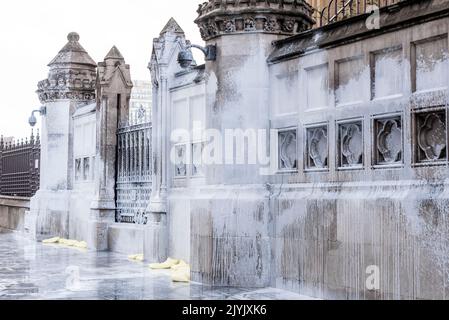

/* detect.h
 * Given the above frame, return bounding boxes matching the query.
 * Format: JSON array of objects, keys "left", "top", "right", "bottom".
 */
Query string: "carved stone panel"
[
  {"left": 306, "top": 64, "right": 329, "bottom": 110},
  {"left": 374, "top": 117, "right": 403, "bottom": 165},
  {"left": 83, "top": 157, "right": 90, "bottom": 180},
  {"left": 306, "top": 126, "right": 328, "bottom": 170},
  {"left": 278, "top": 130, "right": 297, "bottom": 171},
  {"left": 372, "top": 48, "right": 403, "bottom": 99},
  {"left": 414, "top": 36, "right": 449, "bottom": 92},
  {"left": 338, "top": 121, "right": 364, "bottom": 168},
  {"left": 175, "top": 145, "right": 187, "bottom": 177},
  {"left": 336, "top": 57, "right": 367, "bottom": 106},
  {"left": 414, "top": 110, "right": 447, "bottom": 163},
  {"left": 75, "top": 159, "right": 82, "bottom": 181},
  {"left": 192, "top": 142, "right": 205, "bottom": 177}
]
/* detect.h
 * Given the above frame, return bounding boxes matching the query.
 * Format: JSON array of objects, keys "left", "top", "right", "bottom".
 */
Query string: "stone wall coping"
[
  {"left": 0, "top": 195, "right": 31, "bottom": 208},
  {"left": 268, "top": 0, "right": 449, "bottom": 63}
]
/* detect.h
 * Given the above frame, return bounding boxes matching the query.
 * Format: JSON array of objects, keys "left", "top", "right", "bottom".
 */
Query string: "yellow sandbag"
[
  {"left": 171, "top": 260, "right": 189, "bottom": 270},
  {"left": 149, "top": 257, "right": 179, "bottom": 270},
  {"left": 42, "top": 237, "right": 88, "bottom": 250},
  {"left": 128, "top": 254, "right": 144, "bottom": 262},
  {"left": 59, "top": 239, "right": 78, "bottom": 246},
  {"left": 43, "top": 237, "right": 61, "bottom": 244},
  {"left": 135, "top": 255, "right": 144, "bottom": 262},
  {"left": 171, "top": 267, "right": 191, "bottom": 283},
  {"left": 73, "top": 241, "right": 88, "bottom": 249}
]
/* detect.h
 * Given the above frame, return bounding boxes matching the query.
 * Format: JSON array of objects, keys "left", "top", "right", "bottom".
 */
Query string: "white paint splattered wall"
[{"left": 267, "top": 16, "right": 449, "bottom": 299}]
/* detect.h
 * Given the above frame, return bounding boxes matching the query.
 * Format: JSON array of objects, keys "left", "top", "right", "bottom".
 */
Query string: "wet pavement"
[{"left": 0, "top": 229, "right": 313, "bottom": 300}]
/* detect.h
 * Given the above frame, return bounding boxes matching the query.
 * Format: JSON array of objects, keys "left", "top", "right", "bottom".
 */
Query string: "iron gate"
[{"left": 116, "top": 120, "right": 152, "bottom": 224}]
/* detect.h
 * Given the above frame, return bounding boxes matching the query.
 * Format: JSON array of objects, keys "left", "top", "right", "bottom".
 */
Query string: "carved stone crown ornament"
[
  {"left": 195, "top": 0, "right": 315, "bottom": 41},
  {"left": 37, "top": 32, "right": 97, "bottom": 104}
]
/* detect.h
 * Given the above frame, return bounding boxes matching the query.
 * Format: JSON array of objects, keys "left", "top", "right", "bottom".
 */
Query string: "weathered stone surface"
[
  {"left": 0, "top": 229, "right": 314, "bottom": 300},
  {"left": 0, "top": 196, "right": 29, "bottom": 232},
  {"left": 147, "top": 0, "right": 449, "bottom": 300},
  {"left": 23, "top": 0, "right": 449, "bottom": 300},
  {"left": 37, "top": 32, "right": 96, "bottom": 103},
  {"left": 30, "top": 33, "right": 134, "bottom": 251}
]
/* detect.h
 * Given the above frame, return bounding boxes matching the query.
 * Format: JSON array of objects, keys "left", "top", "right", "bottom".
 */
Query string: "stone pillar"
[
  {"left": 29, "top": 32, "right": 97, "bottom": 240},
  {"left": 89, "top": 46, "right": 133, "bottom": 250},
  {"left": 191, "top": 0, "right": 315, "bottom": 286},
  {"left": 145, "top": 18, "right": 188, "bottom": 262},
  {"left": 145, "top": 63, "right": 169, "bottom": 263}
]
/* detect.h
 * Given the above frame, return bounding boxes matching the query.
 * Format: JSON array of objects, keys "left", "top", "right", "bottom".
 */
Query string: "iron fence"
[{"left": 0, "top": 131, "right": 40, "bottom": 197}]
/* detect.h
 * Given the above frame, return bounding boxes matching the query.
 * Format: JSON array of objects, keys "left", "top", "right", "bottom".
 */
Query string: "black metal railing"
[
  {"left": 318, "top": 0, "right": 404, "bottom": 27},
  {"left": 0, "top": 131, "right": 40, "bottom": 197}
]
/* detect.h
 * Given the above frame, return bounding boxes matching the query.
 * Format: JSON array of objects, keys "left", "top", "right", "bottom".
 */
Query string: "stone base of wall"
[
  {"left": 28, "top": 190, "right": 71, "bottom": 240},
  {"left": 168, "top": 181, "right": 449, "bottom": 299},
  {"left": 108, "top": 223, "right": 144, "bottom": 255},
  {"left": 189, "top": 186, "right": 272, "bottom": 288},
  {"left": 0, "top": 196, "right": 30, "bottom": 232},
  {"left": 273, "top": 181, "right": 449, "bottom": 300}
]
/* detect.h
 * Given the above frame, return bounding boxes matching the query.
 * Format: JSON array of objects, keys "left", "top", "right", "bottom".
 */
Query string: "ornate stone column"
[
  {"left": 29, "top": 32, "right": 97, "bottom": 240},
  {"left": 89, "top": 46, "right": 133, "bottom": 250}
]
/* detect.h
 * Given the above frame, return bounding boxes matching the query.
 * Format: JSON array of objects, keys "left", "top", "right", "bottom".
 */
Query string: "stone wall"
[
  {"left": 154, "top": 0, "right": 449, "bottom": 299},
  {"left": 266, "top": 1, "right": 449, "bottom": 299},
  {"left": 0, "top": 196, "right": 30, "bottom": 232}
]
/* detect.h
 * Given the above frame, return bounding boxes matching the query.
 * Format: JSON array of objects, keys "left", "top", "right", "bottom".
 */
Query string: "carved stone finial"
[
  {"left": 37, "top": 32, "right": 96, "bottom": 103},
  {"left": 67, "top": 32, "right": 80, "bottom": 42}
]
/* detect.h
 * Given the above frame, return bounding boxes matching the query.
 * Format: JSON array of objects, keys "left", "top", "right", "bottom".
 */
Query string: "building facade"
[
  {"left": 28, "top": 0, "right": 449, "bottom": 300},
  {"left": 149, "top": 0, "right": 449, "bottom": 299},
  {"left": 129, "top": 80, "right": 152, "bottom": 123},
  {"left": 28, "top": 33, "right": 133, "bottom": 250}
]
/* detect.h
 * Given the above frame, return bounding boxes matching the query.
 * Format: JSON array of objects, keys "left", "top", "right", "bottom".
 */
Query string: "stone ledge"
[
  {"left": 268, "top": 0, "right": 449, "bottom": 63},
  {"left": 0, "top": 195, "right": 30, "bottom": 209}
]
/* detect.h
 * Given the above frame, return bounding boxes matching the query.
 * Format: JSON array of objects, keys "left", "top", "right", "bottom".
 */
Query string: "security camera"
[
  {"left": 28, "top": 106, "right": 46, "bottom": 127},
  {"left": 178, "top": 50, "right": 194, "bottom": 69},
  {"left": 177, "top": 44, "right": 216, "bottom": 69},
  {"left": 28, "top": 114, "right": 37, "bottom": 127}
]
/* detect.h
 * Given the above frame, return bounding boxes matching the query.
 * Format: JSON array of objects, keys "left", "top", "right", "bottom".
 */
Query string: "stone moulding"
[
  {"left": 37, "top": 88, "right": 96, "bottom": 104},
  {"left": 37, "top": 72, "right": 97, "bottom": 103},
  {"left": 195, "top": 0, "right": 315, "bottom": 41}
]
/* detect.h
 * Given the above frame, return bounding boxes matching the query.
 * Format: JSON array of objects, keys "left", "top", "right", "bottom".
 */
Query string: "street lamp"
[
  {"left": 28, "top": 107, "right": 46, "bottom": 127},
  {"left": 178, "top": 44, "right": 216, "bottom": 69}
]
